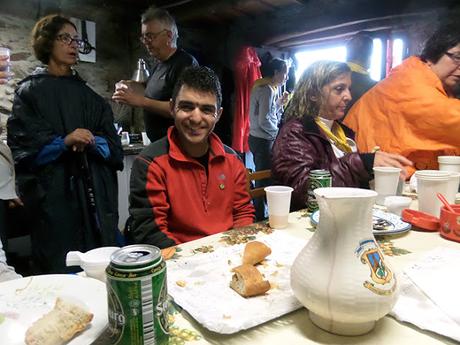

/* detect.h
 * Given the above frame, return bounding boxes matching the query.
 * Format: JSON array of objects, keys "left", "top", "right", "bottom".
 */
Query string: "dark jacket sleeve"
[
  {"left": 93, "top": 101, "right": 124, "bottom": 171},
  {"left": 7, "top": 85, "right": 56, "bottom": 168},
  {"left": 272, "top": 120, "right": 372, "bottom": 210},
  {"left": 128, "top": 155, "right": 176, "bottom": 248}
]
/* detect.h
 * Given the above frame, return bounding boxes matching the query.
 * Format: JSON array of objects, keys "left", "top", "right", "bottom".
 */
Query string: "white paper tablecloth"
[
  {"left": 167, "top": 231, "right": 307, "bottom": 334},
  {"left": 390, "top": 247, "right": 460, "bottom": 342}
]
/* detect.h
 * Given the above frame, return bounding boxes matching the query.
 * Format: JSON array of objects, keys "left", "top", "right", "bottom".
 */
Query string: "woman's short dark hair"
[
  {"left": 420, "top": 23, "right": 460, "bottom": 63},
  {"left": 265, "top": 58, "right": 287, "bottom": 77},
  {"left": 172, "top": 66, "right": 222, "bottom": 109},
  {"left": 31, "top": 14, "right": 77, "bottom": 64}
]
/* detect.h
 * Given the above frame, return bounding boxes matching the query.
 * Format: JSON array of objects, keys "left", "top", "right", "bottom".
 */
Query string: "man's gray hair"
[{"left": 141, "top": 6, "right": 178, "bottom": 45}]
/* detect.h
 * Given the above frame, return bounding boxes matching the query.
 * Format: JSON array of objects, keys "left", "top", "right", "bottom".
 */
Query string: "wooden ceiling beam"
[
  {"left": 230, "top": 0, "right": 447, "bottom": 47},
  {"left": 264, "top": 11, "right": 432, "bottom": 46}
]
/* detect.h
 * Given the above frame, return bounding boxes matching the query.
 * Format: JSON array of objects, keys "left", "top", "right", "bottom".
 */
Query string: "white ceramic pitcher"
[{"left": 291, "top": 187, "right": 398, "bottom": 335}]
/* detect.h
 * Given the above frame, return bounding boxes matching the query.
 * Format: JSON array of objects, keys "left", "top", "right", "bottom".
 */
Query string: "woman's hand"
[
  {"left": 8, "top": 198, "right": 23, "bottom": 208},
  {"left": 373, "top": 151, "right": 413, "bottom": 180},
  {"left": 277, "top": 91, "right": 290, "bottom": 106},
  {"left": 64, "top": 128, "right": 95, "bottom": 152}
]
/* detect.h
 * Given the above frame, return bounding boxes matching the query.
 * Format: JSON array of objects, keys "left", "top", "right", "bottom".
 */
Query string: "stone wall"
[{"left": 0, "top": 0, "right": 143, "bottom": 135}]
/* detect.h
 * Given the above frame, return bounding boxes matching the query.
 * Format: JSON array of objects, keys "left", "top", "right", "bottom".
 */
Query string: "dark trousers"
[{"left": 248, "top": 135, "right": 274, "bottom": 221}]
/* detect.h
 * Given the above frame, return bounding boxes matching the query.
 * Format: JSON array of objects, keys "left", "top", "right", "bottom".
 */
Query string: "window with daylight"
[{"left": 294, "top": 38, "right": 398, "bottom": 83}]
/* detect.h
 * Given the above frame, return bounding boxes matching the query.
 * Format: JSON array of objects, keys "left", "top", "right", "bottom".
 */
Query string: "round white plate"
[
  {"left": 310, "top": 209, "right": 411, "bottom": 235},
  {"left": 0, "top": 274, "right": 107, "bottom": 345}
]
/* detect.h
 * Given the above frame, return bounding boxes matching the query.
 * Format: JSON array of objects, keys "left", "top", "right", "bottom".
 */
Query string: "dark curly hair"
[
  {"left": 420, "top": 22, "right": 460, "bottom": 63},
  {"left": 31, "top": 14, "right": 77, "bottom": 64},
  {"left": 171, "top": 66, "right": 222, "bottom": 109}
]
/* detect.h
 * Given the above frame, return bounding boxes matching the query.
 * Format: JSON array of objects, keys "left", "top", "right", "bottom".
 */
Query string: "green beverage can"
[
  {"left": 307, "top": 169, "right": 332, "bottom": 212},
  {"left": 106, "top": 244, "right": 169, "bottom": 345}
]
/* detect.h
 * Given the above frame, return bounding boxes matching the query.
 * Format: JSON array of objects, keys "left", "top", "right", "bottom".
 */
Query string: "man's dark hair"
[
  {"left": 31, "top": 14, "right": 77, "bottom": 64},
  {"left": 172, "top": 66, "right": 222, "bottom": 108},
  {"left": 265, "top": 58, "right": 287, "bottom": 77},
  {"left": 421, "top": 23, "right": 460, "bottom": 63},
  {"left": 346, "top": 32, "right": 374, "bottom": 67}
]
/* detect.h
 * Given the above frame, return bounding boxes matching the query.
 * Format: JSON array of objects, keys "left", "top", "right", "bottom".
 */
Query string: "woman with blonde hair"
[{"left": 272, "top": 60, "right": 411, "bottom": 210}]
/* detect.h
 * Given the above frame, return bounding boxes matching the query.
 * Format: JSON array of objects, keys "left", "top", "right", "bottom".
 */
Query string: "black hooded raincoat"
[{"left": 7, "top": 68, "right": 123, "bottom": 273}]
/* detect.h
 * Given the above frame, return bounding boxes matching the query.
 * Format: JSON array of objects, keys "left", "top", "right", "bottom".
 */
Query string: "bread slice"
[
  {"left": 230, "top": 264, "right": 270, "bottom": 297},
  {"left": 25, "top": 297, "right": 93, "bottom": 345},
  {"left": 242, "top": 241, "right": 271, "bottom": 265}
]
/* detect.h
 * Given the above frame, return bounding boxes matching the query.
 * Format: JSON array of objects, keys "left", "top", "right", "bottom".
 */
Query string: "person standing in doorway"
[
  {"left": 113, "top": 6, "right": 198, "bottom": 142},
  {"left": 248, "top": 58, "right": 289, "bottom": 220},
  {"left": 344, "top": 32, "right": 377, "bottom": 114}
]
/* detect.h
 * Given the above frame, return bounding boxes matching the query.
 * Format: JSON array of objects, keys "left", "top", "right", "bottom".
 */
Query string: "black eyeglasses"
[
  {"left": 175, "top": 101, "right": 218, "bottom": 118},
  {"left": 139, "top": 29, "right": 167, "bottom": 43},
  {"left": 56, "top": 33, "right": 84, "bottom": 48},
  {"left": 445, "top": 51, "right": 460, "bottom": 65}
]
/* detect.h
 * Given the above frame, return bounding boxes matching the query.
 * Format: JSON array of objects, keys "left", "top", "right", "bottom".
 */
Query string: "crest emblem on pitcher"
[{"left": 355, "top": 239, "right": 396, "bottom": 296}]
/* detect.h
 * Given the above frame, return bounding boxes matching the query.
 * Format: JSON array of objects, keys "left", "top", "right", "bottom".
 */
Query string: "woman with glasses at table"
[
  {"left": 344, "top": 22, "right": 460, "bottom": 176},
  {"left": 7, "top": 14, "right": 123, "bottom": 274}
]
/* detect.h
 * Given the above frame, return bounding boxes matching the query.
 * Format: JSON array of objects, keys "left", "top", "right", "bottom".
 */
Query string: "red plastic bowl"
[{"left": 439, "top": 205, "right": 460, "bottom": 243}]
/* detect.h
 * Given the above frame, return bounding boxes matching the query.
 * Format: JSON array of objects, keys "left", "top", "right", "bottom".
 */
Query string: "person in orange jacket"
[{"left": 344, "top": 23, "right": 460, "bottom": 177}]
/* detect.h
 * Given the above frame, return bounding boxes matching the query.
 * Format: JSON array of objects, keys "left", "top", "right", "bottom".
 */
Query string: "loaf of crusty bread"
[
  {"left": 242, "top": 241, "right": 271, "bottom": 265},
  {"left": 25, "top": 297, "right": 93, "bottom": 345},
  {"left": 230, "top": 264, "right": 270, "bottom": 297}
]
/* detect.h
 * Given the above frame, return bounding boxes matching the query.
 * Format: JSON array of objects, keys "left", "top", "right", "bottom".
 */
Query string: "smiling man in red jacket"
[{"left": 128, "top": 66, "right": 255, "bottom": 248}]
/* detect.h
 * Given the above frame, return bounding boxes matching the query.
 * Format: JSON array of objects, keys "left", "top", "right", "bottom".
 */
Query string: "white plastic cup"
[
  {"left": 373, "top": 167, "right": 401, "bottom": 205},
  {"left": 445, "top": 172, "right": 460, "bottom": 205},
  {"left": 415, "top": 170, "right": 451, "bottom": 217},
  {"left": 264, "top": 186, "right": 293, "bottom": 229},
  {"left": 115, "top": 81, "right": 128, "bottom": 91},
  {"left": 120, "top": 131, "right": 130, "bottom": 146},
  {"left": 384, "top": 196, "right": 412, "bottom": 216},
  {"left": 438, "top": 156, "right": 460, "bottom": 173},
  {"left": 0, "top": 47, "right": 11, "bottom": 78},
  {"left": 142, "top": 131, "right": 151, "bottom": 146}
]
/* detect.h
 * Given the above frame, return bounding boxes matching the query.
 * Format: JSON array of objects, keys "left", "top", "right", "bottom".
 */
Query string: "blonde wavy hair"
[{"left": 284, "top": 60, "right": 350, "bottom": 121}]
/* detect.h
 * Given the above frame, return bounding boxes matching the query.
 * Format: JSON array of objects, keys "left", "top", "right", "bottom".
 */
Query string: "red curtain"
[{"left": 231, "top": 46, "right": 262, "bottom": 153}]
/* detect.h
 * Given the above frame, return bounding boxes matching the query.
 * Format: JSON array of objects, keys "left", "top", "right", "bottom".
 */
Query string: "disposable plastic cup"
[
  {"left": 415, "top": 170, "right": 450, "bottom": 217},
  {"left": 120, "top": 131, "right": 130, "bottom": 146},
  {"left": 373, "top": 167, "right": 401, "bottom": 205},
  {"left": 438, "top": 156, "right": 460, "bottom": 173},
  {"left": 445, "top": 172, "right": 460, "bottom": 205},
  {"left": 142, "top": 131, "right": 151, "bottom": 146},
  {"left": 384, "top": 196, "right": 412, "bottom": 216},
  {"left": 0, "top": 47, "right": 11, "bottom": 80},
  {"left": 264, "top": 186, "right": 293, "bottom": 229}
]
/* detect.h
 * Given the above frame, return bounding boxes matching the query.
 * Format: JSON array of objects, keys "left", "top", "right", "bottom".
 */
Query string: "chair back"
[{"left": 246, "top": 169, "right": 272, "bottom": 199}]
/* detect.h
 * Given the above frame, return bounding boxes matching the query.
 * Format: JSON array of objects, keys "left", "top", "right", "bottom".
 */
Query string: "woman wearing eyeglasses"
[
  {"left": 7, "top": 14, "right": 123, "bottom": 274},
  {"left": 344, "top": 22, "right": 460, "bottom": 175}
]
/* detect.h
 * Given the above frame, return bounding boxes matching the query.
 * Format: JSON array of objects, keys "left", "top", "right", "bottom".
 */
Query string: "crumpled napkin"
[{"left": 390, "top": 247, "right": 460, "bottom": 342}]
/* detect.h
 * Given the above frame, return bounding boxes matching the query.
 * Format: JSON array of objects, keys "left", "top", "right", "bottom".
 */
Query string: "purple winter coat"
[{"left": 272, "top": 117, "right": 374, "bottom": 211}]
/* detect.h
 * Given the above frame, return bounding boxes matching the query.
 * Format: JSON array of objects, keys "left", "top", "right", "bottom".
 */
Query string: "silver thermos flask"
[{"left": 131, "top": 58, "right": 150, "bottom": 83}]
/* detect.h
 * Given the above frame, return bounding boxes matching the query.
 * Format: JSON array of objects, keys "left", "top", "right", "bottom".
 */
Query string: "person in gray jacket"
[{"left": 248, "top": 58, "right": 289, "bottom": 220}]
